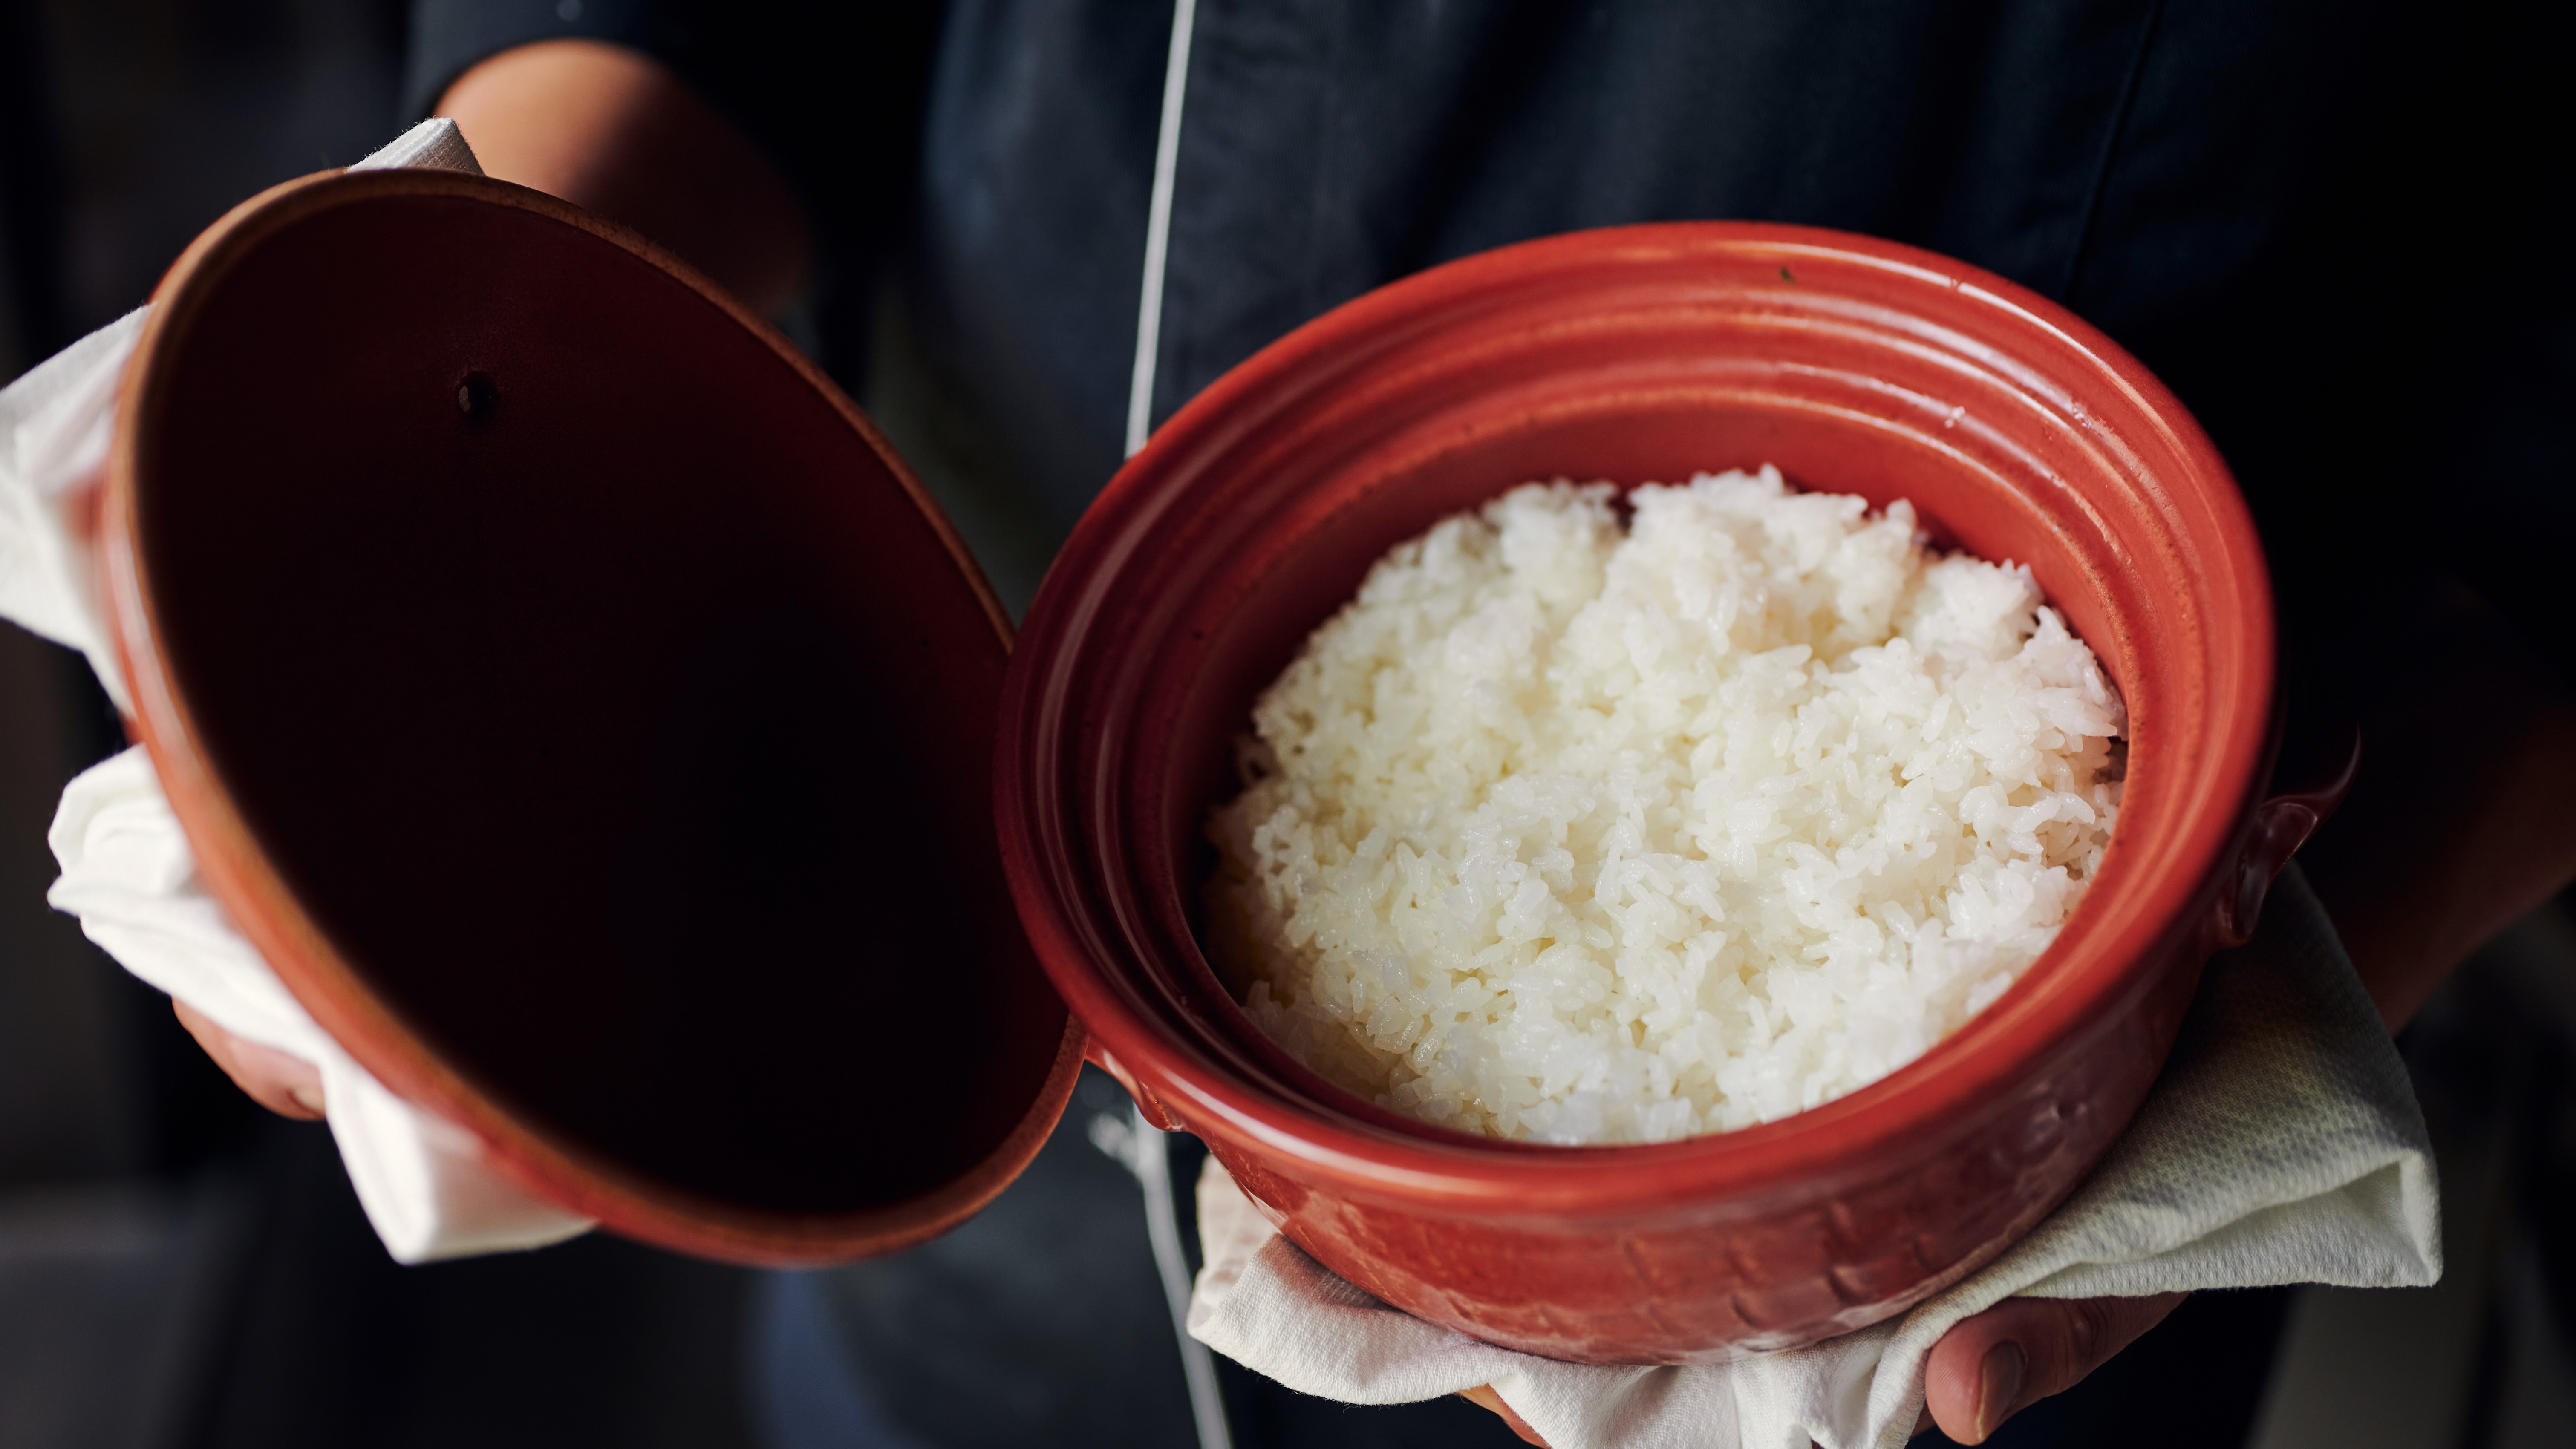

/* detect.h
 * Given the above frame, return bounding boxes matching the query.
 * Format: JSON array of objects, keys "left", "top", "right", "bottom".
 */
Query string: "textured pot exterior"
[
  {"left": 1000, "top": 223, "right": 2275, "bottom": 1362},
  {"left": 1193, "top": 899, "right": 2209, "bottom": 1361}
]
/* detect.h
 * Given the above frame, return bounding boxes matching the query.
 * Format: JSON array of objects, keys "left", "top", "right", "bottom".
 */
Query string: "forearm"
[{"left": 435, "top": 38, "right": 813, "bottom": 314}]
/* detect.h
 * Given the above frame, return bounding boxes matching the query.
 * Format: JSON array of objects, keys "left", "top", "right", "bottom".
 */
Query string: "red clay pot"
[
  {"left": 100, "top": 168, "right": 2315, "bottom": 1361},
  {"left": 995, "top": 222, "right": 2296, "bottom": 1361}
]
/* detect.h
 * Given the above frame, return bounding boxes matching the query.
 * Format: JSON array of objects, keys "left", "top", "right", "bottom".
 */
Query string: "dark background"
[{"left": 1, "top": 4, "right": 2572, "bottom": 1448}]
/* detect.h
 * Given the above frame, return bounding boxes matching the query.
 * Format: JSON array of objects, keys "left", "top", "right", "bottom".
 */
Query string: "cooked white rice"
[{"left": 1205, "top": 467, "right": 2124, "bottom": 1145}]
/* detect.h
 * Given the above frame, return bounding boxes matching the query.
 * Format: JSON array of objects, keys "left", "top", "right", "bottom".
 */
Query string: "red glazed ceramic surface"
[
  {"left": 996, "top": 222, "right": 2280, "bottom": 1362},
  {"left": 99, "top": 168, "right": 1082, "bottom": 1265}
]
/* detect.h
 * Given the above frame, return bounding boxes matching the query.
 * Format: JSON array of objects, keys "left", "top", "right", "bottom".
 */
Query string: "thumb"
[{"left": 1922, "top": 1292, "right": 2186, "bottom": 1443}]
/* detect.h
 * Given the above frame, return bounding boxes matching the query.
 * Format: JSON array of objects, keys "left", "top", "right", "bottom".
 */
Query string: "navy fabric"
[
  {"left": 909, "top": 0, "right": 1169, "bottom": 522},
  {"left": 747, "top": 1271, "right": 932, "bottom": 1449},
  {"left": 1150, "top": 0, "right": 2155, "bottom": 419},
  {"left": 759, "top": 1070, "right": 1202, "bottom": 1449},
  {"left": 406, "top": 0, "right": 659, "bottom": 118},
  {"left": 410, "top": 0, "right": 2573, "bottom": 687}
]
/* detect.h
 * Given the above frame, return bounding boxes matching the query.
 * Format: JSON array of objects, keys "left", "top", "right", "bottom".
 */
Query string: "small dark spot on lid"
[
  {"left": 1778, "top": 265, "right": 1797, "bottom": 283},
  {"left": 456, "top": 370, "right": 499, "bottom": 422}
]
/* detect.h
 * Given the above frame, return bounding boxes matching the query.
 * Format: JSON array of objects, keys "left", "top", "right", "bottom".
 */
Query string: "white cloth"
[
  {"left": 1188, "top": 865, "right": 2441, "bottom": 1449},
  {"left": 0, "top": 118, "right": 594, "bottom": 1262}
]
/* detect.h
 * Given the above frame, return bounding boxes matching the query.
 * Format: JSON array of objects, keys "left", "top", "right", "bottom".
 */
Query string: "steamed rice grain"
[{"left": 1204, "top": 467, "right": 2125, "bottom": 1145}]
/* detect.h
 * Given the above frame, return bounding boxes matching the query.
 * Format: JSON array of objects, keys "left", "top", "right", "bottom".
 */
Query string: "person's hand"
[
  {"left": 1915, "top": 1293, "right": 2184, "bottom": 1441},
  {"left": 1460, "top": 1290, "right": 2184, "bottom": 1446},
  {"left": 172, "top": 1000, "right": 324, "bottom": 1120}
]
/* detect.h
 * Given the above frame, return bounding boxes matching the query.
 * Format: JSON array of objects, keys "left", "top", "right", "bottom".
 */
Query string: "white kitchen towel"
[
  {"left": 0, "top": 117, "right": 595, "bottom": 1262},
  {"left": 1188, "top": 864, "right": 2441, "bottom": 1449}
]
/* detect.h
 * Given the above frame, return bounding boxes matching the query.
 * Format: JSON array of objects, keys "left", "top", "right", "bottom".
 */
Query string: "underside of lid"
[{"left": 107, "top": 168, "right": 1077, "bottom": 1262}]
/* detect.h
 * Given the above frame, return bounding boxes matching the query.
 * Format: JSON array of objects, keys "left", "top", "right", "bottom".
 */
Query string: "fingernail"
[
  {"left": 290, "top": 1085, "right": 325, "bottom": 1115},
  {"left": 1973, "top": 1340, "right": 2026, "bottom": 1443}
]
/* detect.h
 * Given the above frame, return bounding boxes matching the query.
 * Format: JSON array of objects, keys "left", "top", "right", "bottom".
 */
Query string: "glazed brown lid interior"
[{"left": 116, "top": 170, "right": 1072, "bottom": 1256}]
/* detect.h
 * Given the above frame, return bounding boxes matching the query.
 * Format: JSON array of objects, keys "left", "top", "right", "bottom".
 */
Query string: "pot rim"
[{"left": 998, "top": 219, "right": 2274, "bottom": 1217}]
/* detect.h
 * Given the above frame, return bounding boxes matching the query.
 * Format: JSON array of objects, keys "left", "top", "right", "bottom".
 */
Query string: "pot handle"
[
  {"left": 2210, "top": 731, "right": 2363, "bottom": 949},
  {"left": 1082, "top": 1034, "right": 1186, "bottom": 1132}
]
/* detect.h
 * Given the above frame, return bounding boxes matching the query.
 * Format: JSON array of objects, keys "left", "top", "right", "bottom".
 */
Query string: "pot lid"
[{"left": 102, "top": 167, "right": 1081, "bottom": 1263}]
